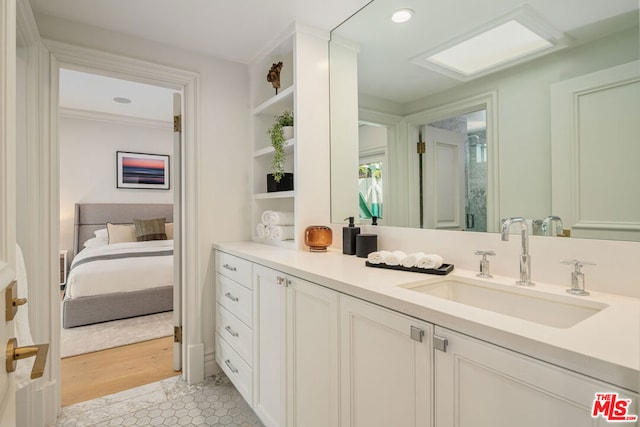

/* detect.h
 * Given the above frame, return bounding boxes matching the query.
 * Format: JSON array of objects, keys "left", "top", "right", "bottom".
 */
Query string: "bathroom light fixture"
[
  {"left": 391, "top": 8, "right": 414, "bottom": 23},
  {"left": 410, "top": 6, "right": 567, "bottom": 81},
  {"left": 113, "top": 97, "right": 132, "bottom": 104}
]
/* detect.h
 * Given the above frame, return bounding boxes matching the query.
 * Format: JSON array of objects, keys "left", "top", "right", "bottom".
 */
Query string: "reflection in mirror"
[{"left": 329, "top": 0, "right": 640, "bottom": 241}]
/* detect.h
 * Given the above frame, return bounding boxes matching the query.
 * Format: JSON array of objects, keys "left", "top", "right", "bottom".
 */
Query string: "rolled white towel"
[
  {"left": 401, "top": 252, "right": 426, "bottom": 268},
  {"left": 383, "top": 250, "right": 407, "bottom": 266},
  {"left": 256, "top": 223, "right": 267, "bottom": 239},
  {"left": 367, "top": 250, "right": 391, "bottom": 264},
  {"left": 416, "top": 254, "right": 444, "bottom": 270},
  {"left": 261, "top": 210, "right": 294, "bottom": 226},
  {"left": 268, "top": 225, "right": 295, "bottom": 241}
]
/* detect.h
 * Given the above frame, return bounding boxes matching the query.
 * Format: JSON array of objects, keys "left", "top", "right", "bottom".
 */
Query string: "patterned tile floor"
[{"left": 56, "top": 373, "right": 264, "bottom": 426}]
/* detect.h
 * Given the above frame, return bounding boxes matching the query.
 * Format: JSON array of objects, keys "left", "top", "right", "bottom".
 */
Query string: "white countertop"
[{"left": 213, "top": 241, "right": 640, "bottom": 392}]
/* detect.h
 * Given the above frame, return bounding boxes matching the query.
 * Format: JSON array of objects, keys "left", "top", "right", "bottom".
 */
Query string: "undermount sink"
[{"left": 400, "top": 277, "right": 608, "bottom": 328}]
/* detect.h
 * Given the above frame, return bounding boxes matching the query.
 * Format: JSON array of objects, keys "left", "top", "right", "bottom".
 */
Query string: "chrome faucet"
[
  {"left": 500, "top": 217, "right": 535, "bottom": 286},
  {"left": 542, "top": 216, "right": 563, "bottom": 236}
]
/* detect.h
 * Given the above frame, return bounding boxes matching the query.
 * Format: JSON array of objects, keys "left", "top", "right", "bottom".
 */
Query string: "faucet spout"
[
  {"left": 500, "top": 217, "right": 534, "bottom": 286},
  {"left": 542, "top": 216, "right": 563, "bottom": 236}
]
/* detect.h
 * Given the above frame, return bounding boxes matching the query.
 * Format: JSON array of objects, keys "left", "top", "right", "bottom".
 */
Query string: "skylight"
[
  {"left": 410, "top": 6, "right": 567, "bottom": 81},
  {"left": 427, "top": 20, "right": 552, "bottom": 76}
]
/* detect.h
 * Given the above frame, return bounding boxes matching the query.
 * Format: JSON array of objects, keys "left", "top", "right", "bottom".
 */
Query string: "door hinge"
[
  {"left": 410, "top": 326, "right": 424, "bottom": 342},
  {"left": 173, "top": 115, "right": 182, "bottom": 132},
  {"left": 434, "top": 335, "right": 448, "bottom": 352},
  {"left": 174, "top": 326, "right": 183, "bottom": 343},
  {"left": 417, "top": 141, "right": 426, "bottom": 154}
]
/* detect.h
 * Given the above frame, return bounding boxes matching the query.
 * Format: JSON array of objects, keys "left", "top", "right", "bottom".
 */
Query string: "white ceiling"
[
  {"left": 28, "top": 0, "right": 371, "bottom": 64},
  {"left": 59, "top": 69, "right": 177, "bottom": 121}
]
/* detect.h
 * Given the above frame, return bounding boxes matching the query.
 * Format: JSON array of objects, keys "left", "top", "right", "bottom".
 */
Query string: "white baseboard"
[{"left": 186, "top": 343, "right": 204, "bottom": 385}]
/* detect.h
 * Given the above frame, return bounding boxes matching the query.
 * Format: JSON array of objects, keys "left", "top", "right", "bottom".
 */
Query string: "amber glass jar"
[{"left": 304, "top": 225, "right": 332, "bottom": 252}]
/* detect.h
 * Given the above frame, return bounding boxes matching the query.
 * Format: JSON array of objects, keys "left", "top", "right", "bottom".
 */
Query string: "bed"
[{"left": 62, "top": 203, "right": 174, "bottom": 328}]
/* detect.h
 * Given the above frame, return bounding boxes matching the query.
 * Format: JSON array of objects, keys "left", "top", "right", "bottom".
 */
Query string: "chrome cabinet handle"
[
  {"left": 224, "top": 359, "right": 238, "bottom": 374},
  {"left": 224, "top": 325, "right": 239, "bottom": 337},
  {"left": 224, "top": 292, "right": 239, "bottom": 302},
  {"left": 223, "top": 263, "right": 237, "bottom": 272}
]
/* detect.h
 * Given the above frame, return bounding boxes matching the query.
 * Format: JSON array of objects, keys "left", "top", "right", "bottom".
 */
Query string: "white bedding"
[{"left": 65, "top": 240, "right": 173, "bottom": 299}]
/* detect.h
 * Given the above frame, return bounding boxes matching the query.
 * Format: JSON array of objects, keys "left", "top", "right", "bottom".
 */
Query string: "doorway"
[
  {"left": 56, "top": 68, "right": 181, "bottom": 405},
  {"left": 422, "top": 109, "right": 488, "bottom": 232}
]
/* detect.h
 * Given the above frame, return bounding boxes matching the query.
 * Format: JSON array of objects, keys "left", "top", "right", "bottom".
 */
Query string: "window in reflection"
[{"left": 358, "top": 158, "right": 383, "bottom": 220}]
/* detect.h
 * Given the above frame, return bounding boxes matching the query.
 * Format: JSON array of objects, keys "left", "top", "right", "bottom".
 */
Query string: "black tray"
[{"left": 365, "top": 261, "right": 454, "bottom": 275}]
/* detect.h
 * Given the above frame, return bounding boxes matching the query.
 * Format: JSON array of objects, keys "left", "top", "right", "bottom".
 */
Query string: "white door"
[
  {"left": 551, "top": 60, "right": 640, "bottom": 241},
  {"left": 0, "top": 0, "right": 17, "bottom": 424},
  {"left": 172, "top": 92, "right": 183, "bottom": 371},
  {"left": 340, "top": 295, "right": 432, "bottom": 427},
  {"left": 434, "top": 326, "right": 638, "bottom": 427},
  {"left": 423, "top": 125, "right": 465, "bottom": 230}
]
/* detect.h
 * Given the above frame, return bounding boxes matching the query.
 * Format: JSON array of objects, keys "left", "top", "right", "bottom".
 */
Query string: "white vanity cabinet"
[
  {"left": 340, "top": 295, "right": 433, "bottom": 427},
  {"left": 253, "top": 264, "right": 339, "bottom": 427},
  {"left": 433, "top": 326, "right": 639, "bottom": 427},
  {"left": 214, "top": 252, "right": 254, "bottom": 404}
]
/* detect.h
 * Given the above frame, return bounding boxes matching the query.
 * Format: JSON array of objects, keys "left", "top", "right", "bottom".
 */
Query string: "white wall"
[
  {"left": 35, "top": 13, "right": 251, "bottom": 377},
  {"left": 58, "top": 113, "right": 174, "bottom": 254}
]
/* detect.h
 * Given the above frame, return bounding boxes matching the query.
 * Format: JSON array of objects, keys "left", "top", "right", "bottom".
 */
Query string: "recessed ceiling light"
[
  {"left": 113, "top": 97, "right": 132, "bottom": 104},
  {"left": 391, "top": 8, "right": 414, "bottom": 24}
]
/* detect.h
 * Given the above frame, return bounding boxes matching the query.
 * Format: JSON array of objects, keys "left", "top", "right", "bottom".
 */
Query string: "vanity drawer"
[
  {"left": 216, "top": 332, "right": 253, "bottom": 405},
  {"left": 216, "top": 273, "right": 252, "bottom": 327},
  {"left": 216, "top": 251, "right": 253, "bottom": 289},
  {"left": 216, "top": 302, "right": 253, "bottom": 365}
]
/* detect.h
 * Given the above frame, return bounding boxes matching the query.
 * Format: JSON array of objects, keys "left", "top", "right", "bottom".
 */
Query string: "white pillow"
[
  {"left": 93, "top": 228, "right": 109, "bottom": 243},
  {"left": 107, "top": 223, "right": 136, "bottom": 244},
  {"left": 83, "top": 237, "right": 108, "bottom": 249},
  {"left": 165, "top": 222, "right": 174, "bottom": 240}
]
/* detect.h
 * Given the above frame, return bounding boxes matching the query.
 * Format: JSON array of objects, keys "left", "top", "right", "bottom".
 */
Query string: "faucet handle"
[
  {"left": 560, "top": 259, "right": 596, "bottom": 272},
  {"left": 474, "top": 250, "right": 495, "bottom": 257},
  {"left": 561, "top": 260, "right": 595, "bottom": 296},
  {"left": 475, "top": 250, "right": 495, "bottom": 278}
]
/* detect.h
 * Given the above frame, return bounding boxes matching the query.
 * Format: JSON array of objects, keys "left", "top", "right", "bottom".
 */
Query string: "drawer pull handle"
[
  {"left": 224, "top": 292, "right": 239, "bottom": 302},
  {"left": 224, "top": 359, "right": 239, "bottom": 374},
  {"left": 223, "top": 263, "right": 237, "bottom": 272},
  {"left": 225, "top": 325, "right": 239, "bottom": 337}
]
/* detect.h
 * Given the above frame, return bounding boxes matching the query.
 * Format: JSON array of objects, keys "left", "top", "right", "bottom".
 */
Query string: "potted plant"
[{"left": 266, "top": 110, "right": 294, "bottom": 191}]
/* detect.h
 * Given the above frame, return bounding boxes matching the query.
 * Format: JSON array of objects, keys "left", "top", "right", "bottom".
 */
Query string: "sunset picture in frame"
[{"left": 116, "top": 151, "right": 170, "bottom": 190}]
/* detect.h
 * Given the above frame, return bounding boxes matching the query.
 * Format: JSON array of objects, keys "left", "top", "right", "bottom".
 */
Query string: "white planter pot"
[{"left": 282, "top": 126, "right": 294, "bottom": 140}]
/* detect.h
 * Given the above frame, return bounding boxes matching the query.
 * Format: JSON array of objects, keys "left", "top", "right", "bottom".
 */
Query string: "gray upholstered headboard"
[{"left": 73, "top": 203, "right": 174, "bottom": 258}]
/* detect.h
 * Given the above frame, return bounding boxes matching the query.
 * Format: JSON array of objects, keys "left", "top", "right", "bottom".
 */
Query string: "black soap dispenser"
[{"left": 342, "top": 216, "right": 361, "bottom": 255}]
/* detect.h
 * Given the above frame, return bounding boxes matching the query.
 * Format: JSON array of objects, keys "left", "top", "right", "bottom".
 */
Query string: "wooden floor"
[{"left": 61, "top": 336, "right": 179, "bottom": 407}]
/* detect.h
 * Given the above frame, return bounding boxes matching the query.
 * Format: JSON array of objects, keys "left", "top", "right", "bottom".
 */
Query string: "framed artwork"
[{"left": 116, "top": 151, "right": 170, "bottom": 190}]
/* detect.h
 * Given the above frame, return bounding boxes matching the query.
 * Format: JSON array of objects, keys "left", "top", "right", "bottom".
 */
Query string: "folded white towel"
[
  {"left": 261, "top": 210, "right": 294, "bottom": 226},
  {"left": 416, "top": 254, "right": 444, "bottom": 270},
  {"left": 256, "top": 223, "right": 267, "bottom": 239},
  {"left": 401, "top": 252, "right": 426, "bottom": 268},
  {"left": 383, "top": 250, "right": 407, "bottom": 266},
  {"left": 268, "top": 225, "right": 295, "bottom": 241},
  {"left": 367, "top": 250, "right": 391, "bottom": 264}
]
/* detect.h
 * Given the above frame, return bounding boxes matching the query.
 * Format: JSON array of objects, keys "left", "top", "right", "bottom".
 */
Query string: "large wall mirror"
[{"left": 329, "top": 0, "right": 639, "bottom": 241}]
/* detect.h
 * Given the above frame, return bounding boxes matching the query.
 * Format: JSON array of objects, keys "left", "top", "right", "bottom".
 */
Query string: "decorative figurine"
[{"left": 267, "top": 61, "right": 283, "bottom": 94}]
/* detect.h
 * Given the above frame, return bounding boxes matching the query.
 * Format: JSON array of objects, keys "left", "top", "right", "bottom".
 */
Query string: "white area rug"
[{"left": 61, "top": 311, "right": 173, "bottom": 358}]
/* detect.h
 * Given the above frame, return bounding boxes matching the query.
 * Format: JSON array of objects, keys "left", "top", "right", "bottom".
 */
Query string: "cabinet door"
[
  {"left": 287, "top": 276, "right": 339, "bottom": 427},
  {"left": 254, "top": 265, "right": 287, "bottom": 427},
  {"left": 434, "top": 326, "right": 639, "bottom": 427},
  {"left": 340, "top": 295, "right": 432, "bottom": 427}
]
